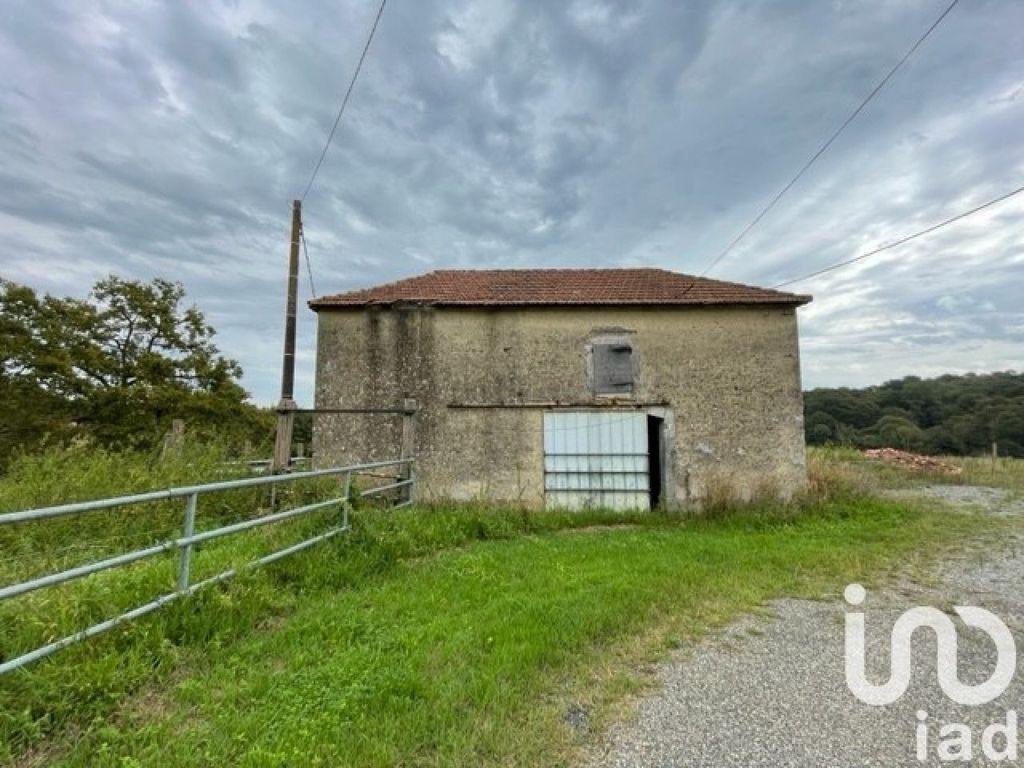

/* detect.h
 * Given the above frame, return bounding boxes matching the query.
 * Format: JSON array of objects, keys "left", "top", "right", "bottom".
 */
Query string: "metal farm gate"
[
  {"left": 543, "top": 411, "right": 652, "bottom": 511},
  {"left": 0, "top": 459, "right": 415, "bottom": 674}
]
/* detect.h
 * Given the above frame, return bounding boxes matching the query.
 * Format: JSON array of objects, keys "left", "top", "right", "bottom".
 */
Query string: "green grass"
[
  {"left": 947, "top": 456, "right": 1024, "bottom": 493},
  {"left": 1, "top": 443, "right": 1014, "bottom": 766},
  {"left": 0, "top": 447, "right": 657, "bottom": 764},
  {"left": 12, "top": 495, "right": 1002, "bottom": 767},
  {"left": 809, "top": 445, "right": 1024, "bottom": 494}
]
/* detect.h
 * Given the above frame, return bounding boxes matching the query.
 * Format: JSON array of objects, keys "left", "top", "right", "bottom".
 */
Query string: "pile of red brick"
[{"left": 863, "top": 448, "right": 962, "bottom": 475}]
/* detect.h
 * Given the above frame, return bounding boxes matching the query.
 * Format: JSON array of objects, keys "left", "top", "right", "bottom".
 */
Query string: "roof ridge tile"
[{"left": 308, "top": 268, "right": 812, "bottom": 309}]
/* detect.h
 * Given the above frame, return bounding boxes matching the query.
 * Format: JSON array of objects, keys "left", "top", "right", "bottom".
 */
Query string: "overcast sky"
[{"left": 2, "top": 0, "right": 1022, "bottom": 404}]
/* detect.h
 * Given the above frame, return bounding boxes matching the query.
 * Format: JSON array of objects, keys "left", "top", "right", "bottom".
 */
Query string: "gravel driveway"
[{"left": 585, "top": 486, "right": 1024, "bottom": 768}]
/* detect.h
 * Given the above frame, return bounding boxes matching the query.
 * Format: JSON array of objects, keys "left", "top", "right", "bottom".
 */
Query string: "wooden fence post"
[
  {"left": 161, "top": 419, "right": 185, "bottom": 460},
  {"left": 272, "top": 404, "right": 296, "bottom": 471}
]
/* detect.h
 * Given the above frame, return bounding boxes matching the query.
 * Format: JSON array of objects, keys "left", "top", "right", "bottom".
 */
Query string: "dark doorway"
[{"left": 647, "top": 415, "right": 664, "bottom": 509}]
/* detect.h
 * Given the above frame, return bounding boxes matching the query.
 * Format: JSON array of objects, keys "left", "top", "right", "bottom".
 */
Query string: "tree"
[
  {"left": 805, "top": 411, "right": 838, "bottom": 444},
  {"left": 0, "top": 276, "right": 270, "bottom": 461},
  {"left": 803, "top": 371, "right": 1024, "bottom": 457},
  {"left": 873, "top": 415, "right": 925, "bottom": 452},
  {"left": 923, "top": 425, "right": 959, "bottom": 456},
  {"left": 803, "top": 388, "right": 880, "bottom": 430}
]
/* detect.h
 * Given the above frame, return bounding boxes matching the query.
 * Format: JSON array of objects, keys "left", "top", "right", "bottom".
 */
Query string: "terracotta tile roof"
[{"left": 309, "top": 268, "right": 812, "bottom": 309}]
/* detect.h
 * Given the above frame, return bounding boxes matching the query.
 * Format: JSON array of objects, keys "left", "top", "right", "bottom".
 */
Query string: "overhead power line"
[
  {"left": 685, "top": 0, "right": 961, "bottom": 290},
  {"left": 300, "top": 226, "right": 317, "bottom": 297},
  {"left": 771, "top": 183, "right": 1024, "bottom": 289},
  {"left": 300, "top": 0, "right": 388, "bottom": 202}
]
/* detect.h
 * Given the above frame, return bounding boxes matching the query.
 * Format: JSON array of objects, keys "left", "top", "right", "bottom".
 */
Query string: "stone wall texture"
[{"left": 312, "top": 304, "right": 807, "bottom": 508}]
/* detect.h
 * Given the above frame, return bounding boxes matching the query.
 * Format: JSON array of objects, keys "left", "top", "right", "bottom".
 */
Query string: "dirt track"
[{"left": 586, "top": 487, "right": 1024, "bottom": 767}]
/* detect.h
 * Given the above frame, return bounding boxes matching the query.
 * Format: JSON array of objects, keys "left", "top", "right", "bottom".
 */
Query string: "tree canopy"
[
  {"left": 804, "top": 371, "right": 1024, "bottom": 457},
  {"left": 0, "top": 276, "right": 272, "bottom": 463}
]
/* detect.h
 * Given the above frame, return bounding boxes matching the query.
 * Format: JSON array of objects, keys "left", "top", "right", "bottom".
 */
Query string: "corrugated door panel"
[{"left": 543, "top": 411, "right": 650, "bottom": 511}]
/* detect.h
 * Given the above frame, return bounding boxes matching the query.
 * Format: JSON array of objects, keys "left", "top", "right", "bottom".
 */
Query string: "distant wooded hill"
[{"left": 804, "top": 371, "right": 1024, "bottom": 457}]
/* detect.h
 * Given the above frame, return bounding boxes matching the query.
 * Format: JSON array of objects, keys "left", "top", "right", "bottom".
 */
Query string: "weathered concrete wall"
[{"left": 312, "top": 305, "right": 806, "bottom": 508}]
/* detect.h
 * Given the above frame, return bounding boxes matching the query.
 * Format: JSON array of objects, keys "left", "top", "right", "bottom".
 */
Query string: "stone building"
[{"left": 309, "top": 268, "right": 811, "bottom": 510}]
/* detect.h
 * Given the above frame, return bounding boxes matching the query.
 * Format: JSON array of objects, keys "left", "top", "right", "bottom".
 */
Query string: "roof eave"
[{"left": 309, "top": 296, "right": 813, "bottom": 310}]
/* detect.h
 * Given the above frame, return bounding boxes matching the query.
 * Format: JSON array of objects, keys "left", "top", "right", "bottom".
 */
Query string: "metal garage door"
[{"left": 543, "top": 411, "right": 650, "bottom": 511}]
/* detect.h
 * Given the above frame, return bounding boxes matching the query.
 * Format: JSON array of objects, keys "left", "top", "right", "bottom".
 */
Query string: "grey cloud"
[
  {"left": 156, "top": 4, "right": 246, "bottom": 91},
  {"left": 1, "top": 0, "right": 1022, "bottom": 402}
]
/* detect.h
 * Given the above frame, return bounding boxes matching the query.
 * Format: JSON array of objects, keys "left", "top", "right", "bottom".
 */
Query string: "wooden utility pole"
[{"left": 272, "top": 200, "right": 302, "bottom": 471}]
